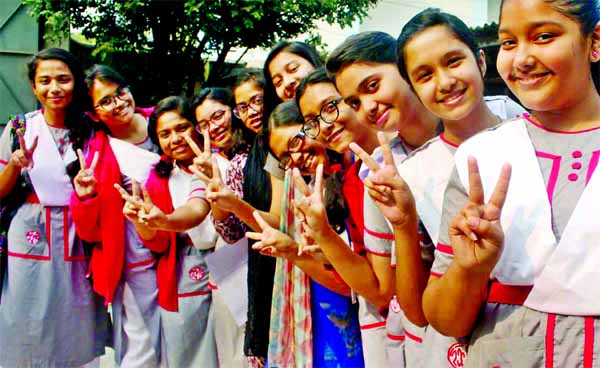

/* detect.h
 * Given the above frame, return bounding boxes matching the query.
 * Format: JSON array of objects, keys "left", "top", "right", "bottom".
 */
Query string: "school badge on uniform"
[
  {"left": 389, "top": 296, "right": 401, "bottom": 313},
  {"left": 25, "top": 230, "right": 41, "bottom": 245},
  {"left": 447, "top": 342, "right": 466, "bottom": 368},
  {"left": 188, "top": 266, "right": 205, "bottom": 281}
]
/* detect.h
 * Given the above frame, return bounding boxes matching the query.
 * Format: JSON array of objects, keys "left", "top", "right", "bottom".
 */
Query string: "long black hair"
[
  {"left": 191, "top": 87, "right": 252, "bottom": 159},
  {"left": 148, "top": 96, "right": 198, "bottom": 178},
  {"left": 28, "top": 48, "right": 92, "bottom": 155}
]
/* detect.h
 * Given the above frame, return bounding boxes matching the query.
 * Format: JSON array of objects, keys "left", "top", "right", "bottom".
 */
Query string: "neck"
[
  {"left": 400, "top": 104, "right": 439, "bottom": 148},
  {"left": 109, "top": 113, "right": 147, "bottom": 143},
  {"left": 356, "top": 129, "right": 379, "bottom": 155},
  {"left": 43, "top": 108, "right": 67, "bottom": 128},
  {"left": 442, "top": 99, "right": 499, "bottom": 146},
  {"left": 532, "top": 84, "right": 600, "bottom": 132}
]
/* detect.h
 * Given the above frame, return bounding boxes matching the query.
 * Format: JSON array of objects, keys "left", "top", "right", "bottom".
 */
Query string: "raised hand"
[
  {"left": 350, "top": 132, "right": 416, "bottom": 227},
  {"left": 74, "top": 149, "right": 99, "bottom": 201},
  {"left": 449, "top": 157, "right": 511, "bottom": 274},
  {"left": 292, "top": 164, "right": 328, "bottom": 254},
  {"left": 10, "top": 130, "right": 38, "bottom": 169},
  {"left": 190, "top": 156, "right": 238, "bottom": 212},
  {"left": 246, "top": 211, "right": 297, "bottom": 259},
  {"left": 114, "top": 180, "right": 145, "bottom": 224},
  {"left": 186, "top": 129, "right": 213, "bottom": 179},
  {"left": 136, "top": 183, "right": 168, "bottom": 229}
]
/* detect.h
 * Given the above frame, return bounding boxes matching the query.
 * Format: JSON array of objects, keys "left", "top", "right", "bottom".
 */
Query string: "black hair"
[
  {"left": 295, "top": 67, "right": 334, "bottom": 109},
  {"left": 191, "top": 87, "right": 253, "bottom": 159},
  {"left": 232, "top": 68, "right": 265, "bottom": 95},
  {"left": 266, "top": 101, "right": 348, "bottom": 233},
  {"left": 263, "top": 41, "right": 323, "bottom": 113},
  {"left": 27, "top": 48, "right": 93, "bottom": 178},
  {"left": 326, "top": 31, "right": 398, "bottom": 79},
  {"left": 397, "top": 8, "right": 480, "bottom": 84},
  {"left": 500, "top": 0, "right": 600, "bottom": 92},
  {"left": 148, "top": 96, "right": 198, "bottom": 178}
]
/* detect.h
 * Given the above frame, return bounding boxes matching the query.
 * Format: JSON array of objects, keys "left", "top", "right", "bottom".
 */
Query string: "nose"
[
  {"left": 321, "top": 120, "right": 335, "bottom": 137},
  {"left": 363, "top": 97, "right": 378, "bottom": 120},
  {"left": 284, "top": 76, "right": 297, "bottom": 96},
  {"left": 438, "top": 69, "right": 457, "bottom": 93},
  {"left": 49, "top": 80, "right": 60, "bottom": 93},
  {"left": 514, "top": 43, "right": 535, "bottom": 73},
  {"left": 172, "top": 131, "right": 183, "bottom": 143}
]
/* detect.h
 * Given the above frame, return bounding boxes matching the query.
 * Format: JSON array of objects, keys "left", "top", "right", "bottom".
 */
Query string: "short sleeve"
[
  {"left": 188, "top": 176, "right": 206, "bottom": 201},
  {"left": 264, "top": 152, "right": 285, "bottom": 180},
  {"left": 0, "top": 122, "right": 14, "bottom": 168},
  {"left": 363, "top": 188, "right": 393, "bottom": 257},
  {"left": 430, "top": 167, "right": 469, "bottom": 278}
]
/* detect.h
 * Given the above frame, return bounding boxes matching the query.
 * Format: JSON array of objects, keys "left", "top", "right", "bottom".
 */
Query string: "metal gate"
[{"left": 0, "top": 0, "right": 39, "bottom": 125}]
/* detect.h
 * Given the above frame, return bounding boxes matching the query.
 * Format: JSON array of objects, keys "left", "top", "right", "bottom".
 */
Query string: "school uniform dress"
[
  {"left": 0, "top": 110, "right": 108, "bottom": 368},
  {"left": 363, "top": 96, "right": 525, "bottom": 367},
  {"left": 70, "top": 129, "right": 163, "bottom": 368},
  {"left": 434, "top": 114, "right": 600, "bottom": 367},
  {"left": 143, "top": 164, "right": 218, "bottom": 368}
]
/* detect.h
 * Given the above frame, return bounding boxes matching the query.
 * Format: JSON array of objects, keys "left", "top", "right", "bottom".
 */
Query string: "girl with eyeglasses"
[
  {"left": 244, "top": 100, "right": 364, "bottom": 367},
  {"left": 70, "top": 64, "right": 164, "bottom": 367},
  {"left": 0, "top": 48, "right": 109, "bottom": 368}
]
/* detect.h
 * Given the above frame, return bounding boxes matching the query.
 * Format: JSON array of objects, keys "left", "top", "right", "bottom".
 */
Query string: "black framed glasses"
[
  {"left": 301, "top": 97, "right": 342, "bottom": 139},
  {"left": 233, "top": 94, "right": 264, "bottom": 119},
  {"left": 278, "top": 131, "right": 306, "bottom": 170},
  {"left": 94, "top": 86, "right": 130, "bottom": 111},
  {"left": 197, "top": 109, "right": 227, "bottom": 131}
]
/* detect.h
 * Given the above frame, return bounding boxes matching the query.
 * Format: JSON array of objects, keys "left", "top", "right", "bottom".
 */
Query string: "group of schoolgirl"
[{"left": 2, "top": 0, "right": 600, "bottom": 367}]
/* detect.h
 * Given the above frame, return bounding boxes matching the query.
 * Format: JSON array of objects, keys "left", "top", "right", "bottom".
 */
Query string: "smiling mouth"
[
  {"left": 438, "top": 88, "right": 467, "bottom": 105},
  {"left": 374, "top": 108, "right": 390, "bottom": 127},
  {"left": 327, "top": 127, "right": 345, "bottom": 143},
  {"left": 250, "top": 117, "right": 263, "bottom": 129},
  {"left": 512, "top": 72, "right": 551, "bottom": 88},
  {"left": 212, "top": 128, "right": 228, "bottom": 142}
]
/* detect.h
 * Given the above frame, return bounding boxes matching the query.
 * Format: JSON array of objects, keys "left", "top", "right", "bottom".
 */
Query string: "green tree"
[{"left": 24, "top": 0, "right": 377, "bottom": 102}]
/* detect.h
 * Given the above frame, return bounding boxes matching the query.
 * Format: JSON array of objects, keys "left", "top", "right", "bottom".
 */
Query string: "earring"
[{"left": 593, "top": 50, "right": 599, "bottom": 59}]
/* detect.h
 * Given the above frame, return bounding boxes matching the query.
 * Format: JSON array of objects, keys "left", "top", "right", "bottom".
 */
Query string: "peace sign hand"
[
  {"left": 114, "top": 181, "right": 144, "bottom": 224},
  {"left": 350, "top": 132, "right": 416, "bottom": 227},
  {"left": 247, "top": 211, "right": 298, "bottom": 259},
  {"left": 74, "top": 149, "right": 99, "bottom": 201},
  {"left": 449, "top": 157, "right": 511, "bottom": 274},
  {"left": 10, "top": 130, "right": 38, "bottom": 169},
  {"left": 190, "top": 156, "right": 238, "bottom": 212},
  {"left": 292, "top": 164, "right": 328, "bottom": 255},
  {"left": 186, "top": 129, "right": 213, "bottom": 179}
]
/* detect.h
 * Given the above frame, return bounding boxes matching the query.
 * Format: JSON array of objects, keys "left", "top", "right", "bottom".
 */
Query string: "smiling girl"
[{"left": 423, "top": 0, "right": 600, "bottom": 366}]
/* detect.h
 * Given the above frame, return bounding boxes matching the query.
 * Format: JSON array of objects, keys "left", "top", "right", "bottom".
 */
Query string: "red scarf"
[
  {"left": 70, "top": 130, "right": 125, "bottom": 303},
  {"left": 142, "top": 162, "right": 179, "bottom": 311}
]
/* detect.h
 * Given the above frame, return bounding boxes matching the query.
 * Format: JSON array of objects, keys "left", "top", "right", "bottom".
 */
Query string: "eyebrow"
[{"left": 499, "top": 20, "right": 564, "bottom": 34}]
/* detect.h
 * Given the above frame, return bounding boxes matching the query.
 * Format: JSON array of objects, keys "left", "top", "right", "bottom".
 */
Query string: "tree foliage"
[{"left": 24, "top": 0, "right": 377, "bottom": 102}]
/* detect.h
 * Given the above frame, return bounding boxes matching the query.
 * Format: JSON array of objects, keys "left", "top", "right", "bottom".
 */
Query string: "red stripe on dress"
[
  {"left": 545, "top": 313, "right": 556, "bottom": 368},
  {"left": 364, "top": 227, "right": 394, "bottom": 240},
  {"left": 189, "top": 187, "right": 206, "bottom": 195},
  {"left": 364, "top": 248, "right": 392, "bottom": 257},
  {"left": 584, "top": 317, "right": 595, "bottom": 367},
  {"left": 178, "top": 290, "right": 211, "bottom": 298},
  {"left": 63, "top": 207, "right": 87, "bottom": 261},
  {"left": 0, "top": 159, "right": 8, "bottom": 165},
  {"left": 429, "top": 271, "right": 442, "bottom": 278},
  {"left": 126, "top": 258, "right": 155, "bottom": 269},
  {"left": 360, "top": 321, "right": 386, "bottom": 330},
  {"left": 387, "top": 333, "right": 406, "bottom": 341},
  {"left": 436, "top": 243, "right": 454, "bottom": 255},
  {"left": 405, "top": 330, "right": 423, "bottom": 343},
  {"left": 208, "top": 282, "right": 218, "bottom": 290}
]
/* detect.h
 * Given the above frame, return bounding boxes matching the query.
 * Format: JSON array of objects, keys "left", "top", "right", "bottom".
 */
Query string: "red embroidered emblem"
[
  {"left": 447, "top": 343, "right": 467, "bottom": 368},
  {"left": 389, "top": 296, "right": 401, "bottom": 313},
  {"left": 188, "top": 266, "right": 205, "bottom": 281},
  {"left": 25, "top": 230, "right": 41, "bottom": 245}
]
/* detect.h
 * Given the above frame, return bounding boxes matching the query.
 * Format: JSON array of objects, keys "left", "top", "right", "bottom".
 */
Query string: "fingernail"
[
  {"left": 469, "top": 232, "right": 478, "bottom": 241},
  {"left": 467, "top": 217, "right": 480, "bottom": 228}
]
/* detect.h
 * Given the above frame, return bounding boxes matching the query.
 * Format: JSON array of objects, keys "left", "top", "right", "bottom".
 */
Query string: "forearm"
[
  {"left": 160, "top": 200, "right": 209, "bottom": 232},
  {"left": 289, "top": 252, "right": 351, "bottom": 296},
  {"left": 0, "top": 163, "right": 21, "bottom": 199},
  {"left": 422, "top": 262, "right": 489, "bottom": 337},
  {"left": 135, "top": 222, "right": 158, "bottom": 241},
  {"left": 315, "top": 226, "right": 392, "bottom": 307},
  {"left": 228, "top": 195, "right": 279, "bottom": 231},
  {"left": 393, "top": 219, "right": 428, "bottom": 327}
]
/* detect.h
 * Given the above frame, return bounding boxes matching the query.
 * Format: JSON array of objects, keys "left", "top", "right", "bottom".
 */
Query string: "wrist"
[{"left": 391, "top": 214, "right": 418, "bottom": 230}]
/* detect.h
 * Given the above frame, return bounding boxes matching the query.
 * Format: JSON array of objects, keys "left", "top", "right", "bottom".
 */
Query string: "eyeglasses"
[
  {"left": 197, "top": 109, "right": 227, "bottom": 131},
  {"left": 233, "top": 94, "right": 264, "bottom": 119},
  {"left": 94, "top": 86, "right": 130, "bottom": 111},
  {"left": 301, "top": 97, "right": 342, "bottom": 139},
  {"left": 278, "top": 131, "right": 306, "bottom": 170}
]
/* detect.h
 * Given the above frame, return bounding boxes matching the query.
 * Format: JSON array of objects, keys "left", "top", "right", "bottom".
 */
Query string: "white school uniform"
[
  {"left": 434, "top": 115, "right": 600, "bottom": 367},
  {"left": 0, "top": 111, "right": 109, "bottom": 367}
]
